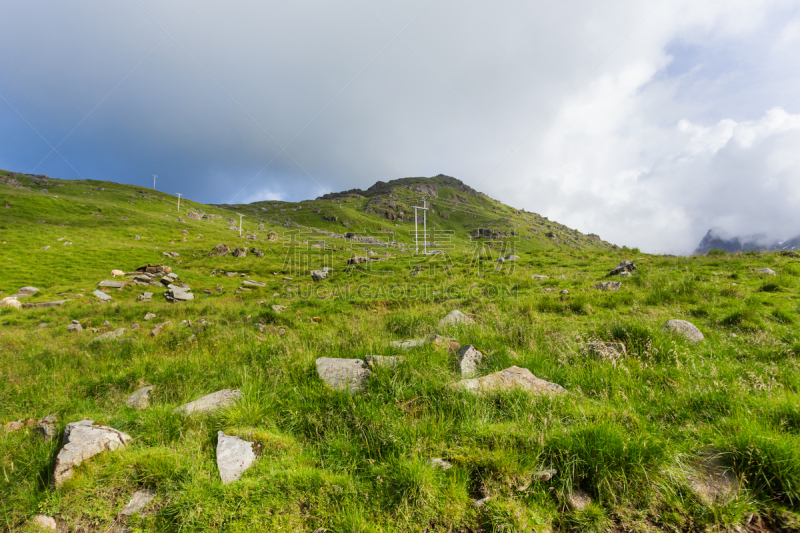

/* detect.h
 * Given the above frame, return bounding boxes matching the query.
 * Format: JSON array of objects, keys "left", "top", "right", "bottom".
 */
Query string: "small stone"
[
  {"left": 566, "top": 488, "right": 591, "bottom": 511},
  {"left": 560, "top": 289, "right": 569, "bottom": 295},
  {"left": 232, "top": 247, "right": 247, "bottom": 258},
  {"left": 364, "top": 355, "right": 404, "bottom": 368},
  {"left": 583, "top": 342, "right": 627, "bottom": 360},
  {"left": 3, "top": 418, "right": 35, "bottom": 432},
  {"left": 316, "top": 358, "right": 371, "bottom": 393},
  {"left": 150, "top": 322, "right": 171, "bottom": 337},
  {"left": 429, "top": 458, "right": 452, "bottom": 470},
  {"left": 93, "top": 290, "right": 112, "bottom": 301},
  {"left": 243, "top": 280, "right": 266, "bottom": 288},
  {"left": 756, "top": 267, "right": 776, "bottom": 275},
  {"left": 121, "top": 488, "right": 156, "bottom": 516},
  {"left": 439, "top": 310, "right": 474, "bottom": 327},
  {"left": 687, "top": 450, "right": 740, "bottom": 505},
  {"left": 131, "top": 323, "right": 140, "bottom": 330},
  {"left": 209, "top": 243, "right": 231, "bottom": 257},
  {"left": 173, "top": 389, "right": 243, "bottom": 415},
  {"left": 217, "top": 431, "right": 258, "bottom": 484},
  {"left": 36, "top": 414, "right": 59, "bottom": 442},
  {"left": 457, "top": 345, "right": 484, "bottom": 376},
  {"left": 144, "top": 313, "right": 157, "bottom": 320},
  {"left": 609, "top": 260, "right": 636, "bottom": 276},
  {"left": 30, "top": 515, "right": 57, "bottom": 530},
  {"left": 126, "top": 386, "right": 154, "bottom": 410},
  {"left": 17, "top": 286, "right": 40, "bottom": 295},
  {"left": 90, "top": 328, "right": 126, "bottom": 343},
  {"left": 452, "top": 366, "right": 566, "bottom": 395},
  {"left": 663, "top": 319, "right": 704, "bottom": 343},
  {"left": 311, "top": 270, "right": 327, "bottom": 281},
  {"left": 67, "top": 323, "right": 83, "bottom": 333},
  {"left": 98, "top": 280, "right": 124, "bottom": 289},
  {"left": 102, "top": 320, "right": 111, "bottom": 327},
  {"left": 531, "top": 275, "right": 548, "bottom": 280},
  {"left": 271, "top": 305, "right": 287, "bottom": 313},
  {"left": 53, "top": 420, "right": 132, "bottom": 486},
  {"left": 594, "top": 281, "right": 621, "bottom": 291}
]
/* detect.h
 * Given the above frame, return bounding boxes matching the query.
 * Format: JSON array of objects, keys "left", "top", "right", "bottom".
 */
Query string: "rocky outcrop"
[{"left": 452, "top": 366, "right": 566, "bottom": 395}]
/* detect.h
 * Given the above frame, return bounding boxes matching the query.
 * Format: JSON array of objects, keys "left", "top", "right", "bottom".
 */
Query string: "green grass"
[{"left": 2, "top": 171, "right": 800, "bottom": 531}]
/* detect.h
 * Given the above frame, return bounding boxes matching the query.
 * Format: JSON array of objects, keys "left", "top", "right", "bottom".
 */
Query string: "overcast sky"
[{"left": 1, "top": 1, "right": 799, "bottom": 253}]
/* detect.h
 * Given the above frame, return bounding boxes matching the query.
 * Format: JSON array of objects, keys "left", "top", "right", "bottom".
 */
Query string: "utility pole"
[
  {"left": 238, "top": 214, "right": 245, "bottom": 236},
  {"left": 152, "top": 175, "right": 157, "bottom": 190},
  {"left": 423, "top": 200, "right": 427, "bottom": 254},
  {"left": 411, "top": 201, "right": 428, "bottom": 255},
  {"left": 176, "top": 193, "right": 182, "bottom": 212}
]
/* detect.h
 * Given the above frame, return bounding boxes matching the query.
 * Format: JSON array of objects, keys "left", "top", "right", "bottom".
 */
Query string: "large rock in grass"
[
  {"left": 452, "top": 366, "right": 566, "bottom": 395},
  {"left": 609, "top": 260, "right": 636, "bottom": 276},
  {"left": 209, "top": 244, "right": 231, "bottom": 257},
  {"left": 687, "top": 450, "right": 739, "bottom": 505},
  {"left": 316, "top": 358, "right": 371, "bottom": 393},
  {"left": 663, "top": 319, "right": 704, "bottom": 343},
  {"left": 232, "top": 247, "right": 247, "bottom": 258},
  {"left": 53, "top": 420, "right": 131, "bottom": 486},
  {"left": 439, "top": 310, "right": 474, "bottom": 327},
  {"left": 756, "top": 267, "right": 776, "bottom": 275},
  {"left": 29, "top": 515, "right": 57, "bottom": 530},
  {"left": 93, "top": 290, "right": 112, "bottom": 302},
  {"left": 457, "top": 345, "right": 484, "bottom": 376},
  {"left": 364, "top": 355, "right": 404, "bottom": 368},
  {"left": 311, "top": 270, "right": 327, "bottom": 281},
  {"left": 98, "top": 280, "right": 125, "bottom": 289},
  {"left": 90, "top": 328, "right": 126, "bottom": 343},
  {"left": 217, "top": 432, "right": 258, "bottom": 484},
  {"left": 173, "top": 389, "right": 242, "bottom": 415},
  {"left": 36, "top": 414, "right": 59, "bottom": 442}
]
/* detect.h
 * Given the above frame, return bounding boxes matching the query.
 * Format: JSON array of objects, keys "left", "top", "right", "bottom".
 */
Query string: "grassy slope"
[{"left": 0, "top": 172, "right": 799, "bottom": 532}]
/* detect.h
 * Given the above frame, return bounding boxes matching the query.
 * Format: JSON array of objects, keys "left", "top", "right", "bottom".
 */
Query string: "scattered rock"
[
  {"left": 609, "top": 260, "right": 636, "bottom": 276},
  {"left": 29, "top": 515, "right": 57, "bottom": 530},
  {"left": 67, "top": 322, "right": 83, "bottom": 333},
  {"left": 53, "top": 420, "right": 132, "bottom": 486},
  {"left": 311, "top": 270, "right": 327, "bottom": 281},
  {"left": 3, "top": 418, "right": 35, "bottom": 432},
  {"left": 186, "top": 211, "right": 201, "bottom": 220},
  {"left": 429, "top": 458, "right": 453, "bottom": 470},
  {"left": 144, "top": 313, "right": 157, "bottom": 320},
  {"left": 209, "top": 244, "right": 231, "bottom": 257},
  {"left": 566, "top": 488, "right": 591, "bottom": 511},
  {"left": 364, "top": 355, "right": 404, "bottom": 368},
  {"left": 121, "top": 488, "right": 156, "bottom": 516},
  {"left": 452, "top": 366, "right": 566, "bottom": 395},
  {"left": 756, "top": 267, "right": 776, "bottom": 275},
  {"left": 18, "top": 286, "right": 40, "bottom": 295},
  {"left": 347, "top": 256, "right": 370, "bottom": 265},
  {"left": 504, "top": 254, "right": 521, "bottom": 261},
  {"left": 126, "top": 386, "right": 154, "bottom": 410},
  {"left": 93, "top": 290, "right": 112, "bottom": 301},
  {"left": 457, "top": 345, "right": 484, "bottom": 376},
  {"left": 22, "top": 299, "right": 72, "bottom": 309},
  {"left": 663, "top": 319, "right": 704, "bottom": 343},
  {"left": 390, "top": 338, "right": 426, "bottom": 350},
  {"left": 250, "top": 247, "right": 264, "bottom": 257},
  {"left": 243, "top": 280, "right": 266, "bottom": 288},
  {"left": 90, "top": 328, "right": 126, "bottom": 343},
  {"left": 315, "top": 358, "right": 371, "bottom": 393},
  {"left": 594, "top": 281, "right": 621, "bottom": 291},
  {"left": 36, "top": 414, "right": 58, "bottom": 442},
  {"left": 271, "top": 305, "right": 287, "bottom": 313},
  {"left": 560, "top": 289, "right": 569, "bottom": 295},
  {"left": 531, "top": 275, "right": 548, "bottom": 280},
  {"left": 137, "top": 292, "right": 153, "bottom": 302},
  {"left": 232, "top": 247, "right": 247, "bottom": 258},
  {"left": 149, "top": 322, "right": 171, "bottom": 337},
  {"left": 439, "top": 310, "right": 474, "bottom": 327},
  {"left": 583, "top": 342, "right": 627, "bottom": 360},
  {"left": 173, "top": 389, "right": 243, "bottom": 415},
  {"left": 217, "top": 432, "right": 258, "bottom": 484}
]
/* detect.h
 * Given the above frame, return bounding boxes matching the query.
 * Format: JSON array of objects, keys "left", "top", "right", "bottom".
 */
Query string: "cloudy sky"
[{"left": 1, "top": 0, "right": 799, "bottom": 253}]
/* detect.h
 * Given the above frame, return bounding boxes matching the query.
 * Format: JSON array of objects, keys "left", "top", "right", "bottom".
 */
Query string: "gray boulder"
[
  {"left": 756, "top": 267, "right": 776, "bottom": 275},
  {"left": 457, "top": 345, "right": 484, "bottom": 376},
  {"left": 126, "top": 386, "right": 154, "bottom": 410},
  {"left": 566, "top": 488, "right": 592, "bottom": 511},
  {"left": 311, "top": 270, "right": 327, "bottom": 281},
  {"left": 594, "top": 281, "right": 621, "bottom": 291},
  {"left": 93, "top": 290, "right": 112, "bottom": 301},
  {"left": 663, "top": 319, "right": 704, "bottom": 343},
  {"left": 531, "top": 275, "right": 548, "bottom": 280},
  {"left": 243, "top": 280, "right": 266, "bottom": 287},
  {"left": 687, "top": 450, "right": 739, "bottom": 505},
  {"left": 452, "top": 366, "right": 566, "bottom": 395},
  {"left": 209, "top": 244, "right": 231, "bottom": 257},
  {"left": 121, "top": 488, "right": 156, "bottom": 516},
  {"left": 316, "top": 358, "right": 371, "bottom": 393},
  {"left": 250, "top": 247, "right": 264, "bottom": 257},
  {"left": 439, "top": 310, "right": 474, "bottom": 327},
  {"left": 17, "top": 286, "right": 40, "bottom": 295},
  {"left": 53, "top": 420, "right": 132, "bottom": 486},
  {"left": 144, "top": 313, "right": 156, "bottom": 320},
  {"left": 67, "top": 323, "right": 83, "bottom": 333},
  {"left": 232, "top": 247, "right": 247, "bottom": 258},
  {"left": 504, "top": 254, "right": 521, "bottom": 261},
  {"left": 174, "top": 389, "right": 243, "bottom": 415},
  {"left": 217, "top": 432, "right": 258, "bottom": 484},
  {"left": 98, "top": 280, "right": 125, "bottom": 289}
]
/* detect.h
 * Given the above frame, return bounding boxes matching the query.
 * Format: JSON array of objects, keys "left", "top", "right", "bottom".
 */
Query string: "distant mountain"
[{"left": 694, "top": 228, "right": 800, "bottom": 254}]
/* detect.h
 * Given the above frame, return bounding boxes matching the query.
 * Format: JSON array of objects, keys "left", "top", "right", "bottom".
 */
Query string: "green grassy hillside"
[{"left": 1, "top": 170, "right": 800, "bottom": 532}]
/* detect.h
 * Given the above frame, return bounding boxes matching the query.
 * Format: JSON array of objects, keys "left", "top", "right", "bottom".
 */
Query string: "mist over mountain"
[{"left": 694, "top": 228, "right": 800, "bottom": 254}]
